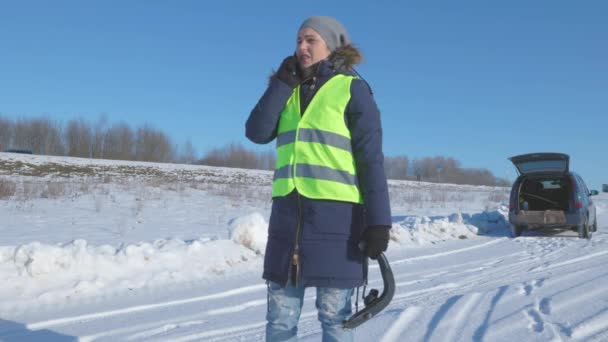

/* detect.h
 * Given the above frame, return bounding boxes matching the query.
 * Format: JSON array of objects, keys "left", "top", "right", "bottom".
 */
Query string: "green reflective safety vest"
[{"left": 272, "top": 74, "right": 363, "bottom": 204}]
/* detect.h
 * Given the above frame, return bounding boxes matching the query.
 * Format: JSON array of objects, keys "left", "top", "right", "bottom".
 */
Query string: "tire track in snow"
[
  {"left": 571, "top": 309, "right": 608, "bottom": 340},
  {"left": 167, "top": 312, "right": 317, "bottom": 342},
  {"left": 377, "top": 251, "right": 523, "bottom": 284},
  {"left": 369, "top": 254, "right": 546, "bottom": 340},
  {"left": 77, "top": 296, "right": 310, "bottom": 341},
  {"left": 422, "top": 295, "right": 463, "bottom": 341},
  {"left": 180, "top": 282, "right": 462, "bottom": 341},
  {"left": 427, "top": 242, "right": 604, "bottom": 305},
  {"left": 123, "top": 320, "right": 207, "bottom": 341},
  {"left": 78, "top": 313, "right": 207, "bottom": 342},
  {"left": 389, "top": 238, "right": 506, "bottom": 266},
  {"left": 167, "top": 319, "right": 267, "bottom": 342},
  {"left": 392, "top": 283, "right": 462, "bottom": 301},
  {"left": 156, "top": 243, "right": 584, "bottom": 339},
  {"left": 79, "top": 292, "right": 317, "bottom": 341},
  {"left": 37, "top": 232, "right": 608, "bottom": 340},
  {"left": 550, "top": 281, "right": 608, "bottom": 314},
  {"left": 388, "top": 254, "right": 549, "bottom": 309},
  {"left": 452, "top": 245, "right": 608, "bottom": 340},
  {"left": 28, "top": 242, "right": 511, "bottom": 335},
  {"left": 177, "top": 240, "right": 519, "bottom": 338},
  {"left": 27, "top": 283, "right": 266, "bottom": 330},
  {"left": 472, "top": 285, "right": 509, "bottom": 341},
  {"left": 394, "top": 237, "right": 576, "bottom": 301},
  {"left": 441, "top": 292, "right": 483, "bottom": 342},
  {"left": 541, "top": 250, "right": 608, "bottom": 272},
  {"left": 483, "top": 265, "right": 608, "bottom": 341},
  {"left": 157, "top": 280, "right": 468, "bottom": 341},
  {"left": 332, "top": 247, "right": 551, "bottom": 340},
  {"left": 380, "top": 306, "right": 422, "bottom": 342},
  {"left": 112, "top": 300, "right": 268, "bottom": 341}
]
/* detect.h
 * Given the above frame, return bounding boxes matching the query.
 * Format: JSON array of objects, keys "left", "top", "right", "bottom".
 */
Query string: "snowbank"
[
  {"left": 228, "top": 212, "right": 268, "bottom": 254},
  {"left": 0, "top": 209, "right": 509, "bottom": 306},
  {"left": 389, "top": 208, "right": 510, "bottom": 246},
  {"left": 0, "top": 237, "right": 260, "bottom": 307}
]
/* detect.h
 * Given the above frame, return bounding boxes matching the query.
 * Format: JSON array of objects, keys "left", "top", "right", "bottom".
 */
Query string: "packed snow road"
[{"left": 2, "top": 195, "right": 607, "bottom": 341}]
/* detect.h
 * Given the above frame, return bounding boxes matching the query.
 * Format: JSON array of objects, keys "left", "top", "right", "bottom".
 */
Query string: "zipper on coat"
[
  {"left": 300, "top": 77, "right": 318, "bottom": 115},
  {"left": 289, "top": 192, "right": 303, "bottom": 287}
]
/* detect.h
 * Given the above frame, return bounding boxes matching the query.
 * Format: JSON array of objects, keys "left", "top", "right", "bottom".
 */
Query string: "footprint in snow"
[
  {"left": 525, "top": 309, "right": 545, "bottom": 333},
  {"left": 539, "top": 297, "right": 551, "bottom": 315},
  {"left": 520, "top": 278, "right": 545, "bottom": 296}
]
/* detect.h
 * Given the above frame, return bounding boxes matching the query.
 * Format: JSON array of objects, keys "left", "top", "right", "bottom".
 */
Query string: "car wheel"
[
  {"left": 510, "top": 224, "right": 523, "bottom": 238},
  {"left": 577, "top": 218, "right": 590, "bottom": 239}
]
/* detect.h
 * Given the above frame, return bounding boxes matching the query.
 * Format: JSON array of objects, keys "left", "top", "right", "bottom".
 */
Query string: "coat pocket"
[{"left": 302, "top": 201, "right": 363, "bottom": 241}]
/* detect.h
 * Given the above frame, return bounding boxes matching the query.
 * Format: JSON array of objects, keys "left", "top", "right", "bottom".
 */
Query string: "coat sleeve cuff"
[{"left": 364, "top": 190, "right": 392, "bottom": 227}]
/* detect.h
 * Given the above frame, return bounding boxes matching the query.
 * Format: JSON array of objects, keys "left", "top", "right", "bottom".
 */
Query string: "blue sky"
[{"left": 1, "top": 1, "right": 606, "bottom": 189}]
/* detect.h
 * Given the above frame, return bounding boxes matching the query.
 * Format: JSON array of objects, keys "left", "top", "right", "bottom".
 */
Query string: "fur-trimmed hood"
[
  {"left": 327, "top": 44, "right": 363, "bottom": 71},
  {"left": 270, "top": 44, "right": 363, "bottom": 82}
]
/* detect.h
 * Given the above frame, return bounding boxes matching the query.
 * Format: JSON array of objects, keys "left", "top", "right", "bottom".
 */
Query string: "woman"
[{"left": 246, "top": 16, "right": 392, "bottom": 342}]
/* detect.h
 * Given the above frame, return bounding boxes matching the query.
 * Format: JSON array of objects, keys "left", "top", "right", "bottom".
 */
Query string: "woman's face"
[{"left": 296, "top": 27, "right": 331, "bottom": 68}]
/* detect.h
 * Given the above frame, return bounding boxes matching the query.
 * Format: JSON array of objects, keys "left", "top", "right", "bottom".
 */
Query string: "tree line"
[
  {"left": 0, "top": 114, "right": 508, "bottom": 186},
  {"left": 385, "top": 155, "right": 510, "bottom": 186},
  {"left": 1, "top": 115, "right": 168, "bottom": 162}
]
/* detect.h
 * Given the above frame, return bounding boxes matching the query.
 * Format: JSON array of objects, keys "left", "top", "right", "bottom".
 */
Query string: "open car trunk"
[
  {"left": 509, "top": 153, "right": 569, "bottom": 176},
  {"left": 516, "top": 177, "right": 571, "bottom": 226}
]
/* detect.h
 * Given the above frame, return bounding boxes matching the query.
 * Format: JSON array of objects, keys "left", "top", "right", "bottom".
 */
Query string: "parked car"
[
  {"left": 603, "top": 184, "right": 608, "bottom": 193},
  {"left": 3, "top": 148, "right": 33, "bottom": 154},
  {"left": 508, "top": 153, "right": 598, "bottom": 239}
]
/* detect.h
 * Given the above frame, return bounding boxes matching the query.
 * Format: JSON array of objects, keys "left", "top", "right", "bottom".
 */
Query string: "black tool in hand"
[{"left": 342, "top": 241, "right": 395, "bottom": 329}]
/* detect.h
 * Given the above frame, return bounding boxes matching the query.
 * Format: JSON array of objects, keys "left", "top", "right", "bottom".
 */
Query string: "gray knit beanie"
[{"left": 298, "top": 16, "right": 350, "bottom": 52}]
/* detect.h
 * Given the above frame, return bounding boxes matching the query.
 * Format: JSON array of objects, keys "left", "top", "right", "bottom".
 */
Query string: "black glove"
[
  {"left": 360, "top": 226, "right": 390, "bottom": 260},
  {"left": 275, "top": 56, "right": 300, "bottom": 88}
]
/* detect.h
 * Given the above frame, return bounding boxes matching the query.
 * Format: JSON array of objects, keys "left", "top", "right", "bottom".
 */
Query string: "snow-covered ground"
[{"left": 0, "top": 152, "right": 606, "bottom": 341}]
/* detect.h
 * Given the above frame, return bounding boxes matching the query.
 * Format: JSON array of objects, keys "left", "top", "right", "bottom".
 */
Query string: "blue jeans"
[{"left": 265, "top": 281, "right": 354, "bottom": 342}]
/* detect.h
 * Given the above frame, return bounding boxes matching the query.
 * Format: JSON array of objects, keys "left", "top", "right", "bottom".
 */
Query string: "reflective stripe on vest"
[{"left": 272, "top": 74, "right": 362, "bottom": 203}]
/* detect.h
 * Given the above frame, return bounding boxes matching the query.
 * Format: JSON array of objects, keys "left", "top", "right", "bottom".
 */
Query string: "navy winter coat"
[{"left": 246, "top": 46, "right": 392, "bottom": 289}]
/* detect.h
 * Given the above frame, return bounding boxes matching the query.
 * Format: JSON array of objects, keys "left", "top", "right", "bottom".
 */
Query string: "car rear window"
[{"left": 517, "top": 160, "right": 566, "bottom": 174}]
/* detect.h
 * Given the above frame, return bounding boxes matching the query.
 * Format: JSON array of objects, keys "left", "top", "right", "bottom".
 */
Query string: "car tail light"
[
  {"left": 509, "top": 203, "right": 515, "bottom": 209},
  {"left": 575, "top": 202, "right": 583, "bottom": 209}
]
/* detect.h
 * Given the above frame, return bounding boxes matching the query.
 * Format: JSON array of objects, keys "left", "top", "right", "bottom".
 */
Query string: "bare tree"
[
  {"left": 410, "top": 155, "right": 508, "bottom": 186},
  {"left": 198, "top": 142, "right": 258, "bottom": 169},
  {"left": 178, "top": 139, "right": 197, "bottom": 164},
  {"left": 412, "top": 157, "right": 436, "bottom": 181},
  {"left": 135, "top": 125, "right": 174, "bottom": 162},
  {"left": 11, "top": 117, "right": 63, "bottom": 155},
  {"left": 385, "top": 155, "right": 409, "bottom": 180},
  {"left": 0, "top": 115, "right": 12, "bottom": 150},
  {"left": 65, "top": 118, "right": 93, "bottom": 157},
  {"left": 412, "top": 156, "right": 461, "bottom": 182},
  {"left": 92, "top": 114, "right": 108, "bottom": 159},
  {"left": 12, "top": 118, "right": 33, "bottom": 151},
  {"left": 104, "top": 122, "right": 134, "bottom": 160},
  {"left": 460, "top": 169, "right": 498, "bottom": 186},
  {"left": 43, "top": 118, "right": 64, "bottom": 155},
  {"left": 257, "top": 149, "right": 276, "bottom": 170}
]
